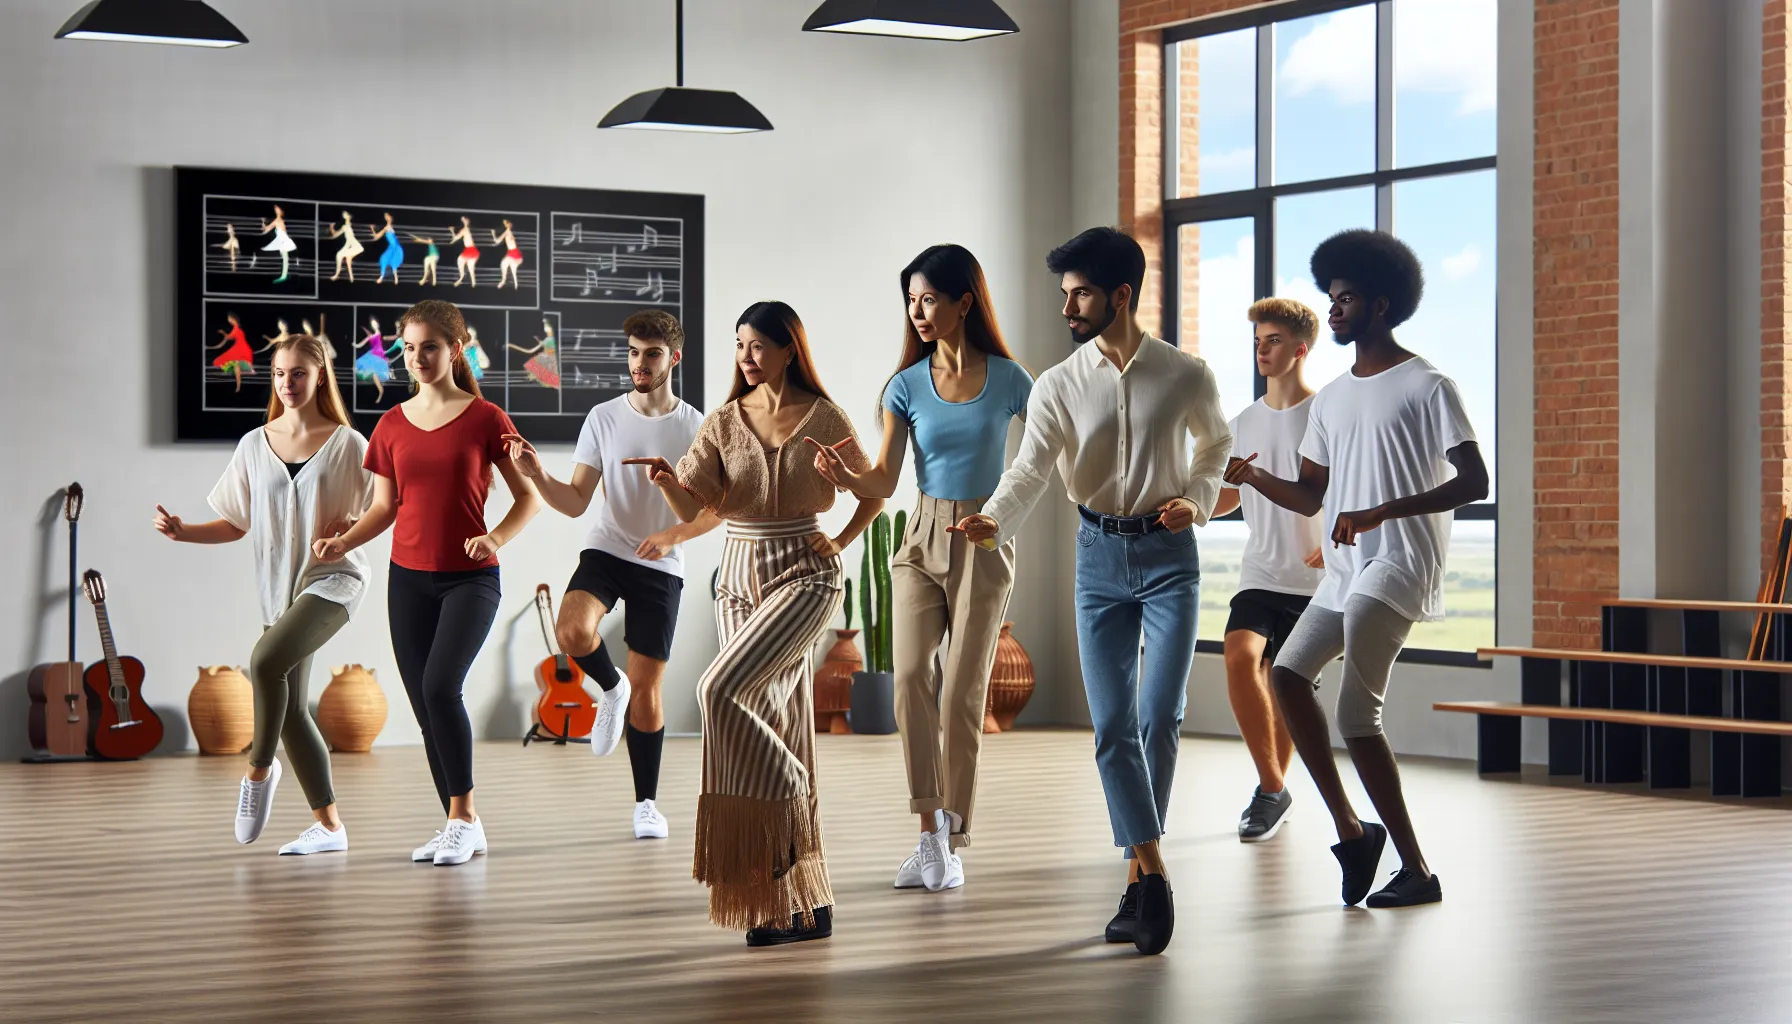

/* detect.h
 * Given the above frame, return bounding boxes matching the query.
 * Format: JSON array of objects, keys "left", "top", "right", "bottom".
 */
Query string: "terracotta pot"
[
  {"left": 814, "top": 630, "right": 861, "bottom": 735},
  {"left": 189, "top": 665, "right": 253, "bottom": 755},
  {"left": 317, "top": 664, "right": 387, "bottom": 753},
  {"left": 985, "top": 623, "right": 1035, "bottom": 732}
]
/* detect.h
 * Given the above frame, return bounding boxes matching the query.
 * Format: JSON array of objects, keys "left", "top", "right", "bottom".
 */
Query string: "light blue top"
[{"left": 883, "top": 355, "right": 1033, "bottom": 501}]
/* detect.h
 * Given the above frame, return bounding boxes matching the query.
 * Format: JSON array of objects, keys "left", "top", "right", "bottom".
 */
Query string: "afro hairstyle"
[{"left": 1308, "top": 229, "right": 1425, "bottom": 328}]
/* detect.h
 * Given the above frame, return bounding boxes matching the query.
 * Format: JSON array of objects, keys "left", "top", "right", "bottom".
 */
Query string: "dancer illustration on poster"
[
  {"left": 260, "top": 205, "right": 297, "bottom": 284},
  {"left": 372, "top": 213, "right": 405, "bottom": 285},
  {"left": 209, "top": 313, "right": 255, "bottom": 391},
  {"left": 327, "top": 212, "right": 365, "bottom": 283},
  {"left": 449, "top": 216, "right": 480, "bottom": 287},
  {"left": 466, "top": 325, "right": 489, "bottom": 382},
  {"left": 309, "top": 314, "right": 339, "bottom": 363},
  {"left": 508, "top": 319, "right": 560, "bottom": 389},
  {"left": 354, "top": 317, "right": 401, "bottom": 401},
  {"left": 491, "top": 219, "right": 523, "bottom": 290},
  {"left": 258, "top": 319, "right": 296, "bottom": 354},
  {"left": 409, "top": 233, "right": 441, "bottom": 286},
  {"left": 216, "top": 223, "right": 242, "bottom": 273}
]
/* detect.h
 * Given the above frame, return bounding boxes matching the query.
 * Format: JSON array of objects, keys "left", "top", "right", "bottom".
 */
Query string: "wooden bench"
[{"left": 1450, "top": 646, "right": 1789, "bottom": 797}]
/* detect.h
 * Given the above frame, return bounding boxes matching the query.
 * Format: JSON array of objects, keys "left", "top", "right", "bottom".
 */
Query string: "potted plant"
[{"left": 850, "top": 510, "right": 904, "bottom": 734}]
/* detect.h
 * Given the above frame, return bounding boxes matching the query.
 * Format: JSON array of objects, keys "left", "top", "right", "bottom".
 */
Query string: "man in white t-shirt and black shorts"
[
  {"left": 1210, "top": 297, "right": 1324, "bottom": 844},
  {"left": 506, "top": 310, "right": 720, "bottom": 839},
  {"left": 1224, "top": 230, "right": 1487, "bottom": 910}
]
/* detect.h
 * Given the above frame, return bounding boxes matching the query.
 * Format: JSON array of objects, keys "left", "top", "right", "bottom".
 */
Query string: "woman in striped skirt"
[{"left": 627, "top": 300, "right": 881, "bottom": 946}]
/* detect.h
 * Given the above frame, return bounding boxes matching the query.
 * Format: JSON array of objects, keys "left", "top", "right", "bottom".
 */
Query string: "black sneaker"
[
  {"left": 1365, "top": 868, "right": 1442, "bottom": 908},
  {"left": 1104, "top": 881, "right": 1140, "bottom": 943},
  {"left": 1330, "top": 821, "right": 1387, "bottom": 906},
  {"left": 1239, "top": 787, "right": 1293, "bottom": 843},
  {"left": 745, "top": 905, "right": 833, "bottom": 947},
  {"left": 1133, "top": 874, "right": 1174, "bottom": 956}
]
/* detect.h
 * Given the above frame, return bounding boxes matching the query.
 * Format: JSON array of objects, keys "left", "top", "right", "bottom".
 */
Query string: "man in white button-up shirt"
[{"left": 955, "top": 228, "right": 1231, "bottom": 957}]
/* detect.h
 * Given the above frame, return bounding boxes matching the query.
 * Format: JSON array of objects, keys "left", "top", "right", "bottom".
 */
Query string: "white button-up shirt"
[
  {"left": 983, "top": 334, "right": 1232, "bottom": 544},
  {"left": 208, "top": 424, "right": 375, "bottom": 627}
]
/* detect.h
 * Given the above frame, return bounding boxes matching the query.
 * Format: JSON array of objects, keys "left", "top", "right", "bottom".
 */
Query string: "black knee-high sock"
[
  {"left": 625, "top": 724, "right": 664, "bottom": 802},
  {"left": 572, "top": 643, "right": 619, "bottom": 692}
]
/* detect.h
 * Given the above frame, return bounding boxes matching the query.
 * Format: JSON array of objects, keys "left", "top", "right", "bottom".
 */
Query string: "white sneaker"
[
  {"left": 433, "top": 817, "right": 487, "bottom": 866},
  {"left": 918, "top": 813, "right": 953, "bottom": 891},
  {"left": 894, "top": 844, "right": 926, "bottom": 889},
  {"left": 279, "top": 822, "right": 348, "bottom": 855},
  {"left": 234, "top": 759, "right": 282, "bottom": 844},
  {"left": 633, "top": 799, "right": 670, "bottom": 839},
  {"left": 588, "top": 670, "right": 631, "bottom": 757},
  {"left": 942, "top": 853, "right": 965, "bottom": 890},
  {"left": 412, "top": 831, "right": 444, "bottom": 862}
]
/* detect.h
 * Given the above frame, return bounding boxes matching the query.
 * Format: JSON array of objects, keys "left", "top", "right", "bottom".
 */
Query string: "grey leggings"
[
  {"left": 248, "top": 594, "right": 349, "bottom": 809},
  {"left": 1272, "top": 594, "right": 1414, "bottom": 739}
]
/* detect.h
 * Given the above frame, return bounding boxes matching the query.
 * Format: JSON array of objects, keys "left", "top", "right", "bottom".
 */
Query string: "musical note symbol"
[
  {"left": 582, "top": 267, "right": 601, "bottom": 296},
  {"left": 626, "top": 225, "right": 658, "bottom": 253},
  {"left": 633, "top": 271, "right": 666, "bottom": 303},
  {"left": 561, "top": 222, "right": 584, "bottom": 246},
  {"left": 634, "top": 274, "right": 652, "bottom": 298},
  {"left": 598, "top": 247, "right": 618, "bottom": 272}
]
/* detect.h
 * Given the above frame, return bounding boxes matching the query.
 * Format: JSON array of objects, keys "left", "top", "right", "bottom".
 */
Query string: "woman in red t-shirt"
[{"left": 315, "top": 299, "right": 541, "bottom": 867}]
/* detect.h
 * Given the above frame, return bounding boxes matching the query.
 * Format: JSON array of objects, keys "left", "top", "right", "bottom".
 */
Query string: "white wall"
[{"left": 0, "top": 0, "right": 1077, "bottom": 755}]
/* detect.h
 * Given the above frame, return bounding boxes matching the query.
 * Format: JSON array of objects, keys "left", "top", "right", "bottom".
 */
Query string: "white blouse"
[{"left": 209, "top": 424, "right": 375, "bottom": 627}]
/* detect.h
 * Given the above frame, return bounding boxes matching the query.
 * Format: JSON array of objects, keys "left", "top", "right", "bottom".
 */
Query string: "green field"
[{"left": 1195, "top": 520, "right": 1495, "bottom": 652}]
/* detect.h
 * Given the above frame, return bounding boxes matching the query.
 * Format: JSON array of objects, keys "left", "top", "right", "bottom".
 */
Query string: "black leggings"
[{"left": 388, "top": 563, "right": 501, "bottom": 813}]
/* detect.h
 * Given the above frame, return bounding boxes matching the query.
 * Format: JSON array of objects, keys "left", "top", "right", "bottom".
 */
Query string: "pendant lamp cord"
[{"left": 675, "top": 0, "right": 685, "bottom": 87}]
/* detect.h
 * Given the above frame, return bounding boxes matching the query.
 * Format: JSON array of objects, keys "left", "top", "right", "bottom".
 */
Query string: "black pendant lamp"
[
  {"left": 802, "top": 0, "right": 1017, "bottom": 41},
  {"left": 599, "top": 0, "right": 772, "bottom": 134},
  {"left": 55, "top": 0, "right": 247, "bottom": 47}
]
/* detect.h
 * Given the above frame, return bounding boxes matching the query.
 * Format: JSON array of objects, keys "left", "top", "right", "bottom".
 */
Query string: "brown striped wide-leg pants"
[{"left": 694, "top": 517, "right": 841, "bottom": 930}]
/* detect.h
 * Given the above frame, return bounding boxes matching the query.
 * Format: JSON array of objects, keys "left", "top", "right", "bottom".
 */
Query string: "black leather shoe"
[
  {"left": 1104, "top": 881, "right": 1141, "bottom": 943},
  {"left": 1331, "top": 821, "right": 1388, "bottom": 906},
  {"left": 1133, "top": 874, "right": 1174, "bottom": 956},
  {"left": 1365, "top": 868, "right": 1442, "bottom": 908},
  {"left": 745, "top": 905, "right": 833, "bottom": 947}
]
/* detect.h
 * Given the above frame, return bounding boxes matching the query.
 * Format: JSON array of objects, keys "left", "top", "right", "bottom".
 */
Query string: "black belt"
[{"left": 1078, "top": 505, "right": 1168, "bottom": 536}]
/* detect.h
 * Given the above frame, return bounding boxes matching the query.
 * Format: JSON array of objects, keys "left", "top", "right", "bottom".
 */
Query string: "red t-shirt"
[{"left": 364, "top": 398, "right": 517, "bottom": 572}]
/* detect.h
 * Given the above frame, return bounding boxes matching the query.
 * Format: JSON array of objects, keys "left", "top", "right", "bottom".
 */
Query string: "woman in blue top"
[{"left": 812, "top": 244, "right": 1032, "bottom": 893}]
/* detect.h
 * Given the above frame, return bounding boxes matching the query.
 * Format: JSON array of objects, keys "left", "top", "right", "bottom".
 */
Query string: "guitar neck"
[
  {"left": 67, "top": 517, "right": 78, "bottom": 663},
  {"left": 93, "top": 601, "right": 127, "bottom": 695}
]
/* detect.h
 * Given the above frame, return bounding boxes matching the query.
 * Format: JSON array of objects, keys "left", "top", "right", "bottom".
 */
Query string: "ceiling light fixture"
[
  {"left": 599, "top": 0, "right": 772, "bottom": 134},
  {"left": 801, "top": 0, "right": 1018, "bottom": 42},
  {"left": 55, "top": 0, "right": 247, "bottom": 47}
]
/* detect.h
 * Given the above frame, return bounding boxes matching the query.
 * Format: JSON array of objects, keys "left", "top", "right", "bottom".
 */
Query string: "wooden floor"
[{"left": 5, "top": 732, "right": 1792, "bottom": 1024}]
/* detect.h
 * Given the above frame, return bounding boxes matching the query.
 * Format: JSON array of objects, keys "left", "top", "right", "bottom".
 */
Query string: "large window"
[{"left": 1169, "top": 0, "right": 1497, "bottom": 661}]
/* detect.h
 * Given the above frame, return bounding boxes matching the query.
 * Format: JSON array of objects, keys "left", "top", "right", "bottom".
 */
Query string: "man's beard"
[
  {"left": 1067, "top": 301, "right": 1117, "bottom": 345},
  {"left": 633, "top": 367, "right": 672, "bottom": 393}
]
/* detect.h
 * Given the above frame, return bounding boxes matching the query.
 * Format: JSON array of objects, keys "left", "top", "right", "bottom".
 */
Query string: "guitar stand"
[{"left": 522, "top": 723, "right": 591, "bottom": 747}]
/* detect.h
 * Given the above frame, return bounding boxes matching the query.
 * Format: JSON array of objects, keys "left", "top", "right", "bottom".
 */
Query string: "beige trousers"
[{"left": 891, "top": 494, "right": 1015, "bottom": 849}]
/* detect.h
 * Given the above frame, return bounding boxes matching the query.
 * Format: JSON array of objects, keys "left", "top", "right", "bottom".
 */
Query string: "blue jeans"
[{"left": 1074, "top": 521, "right": 1201, "bottom": 851}]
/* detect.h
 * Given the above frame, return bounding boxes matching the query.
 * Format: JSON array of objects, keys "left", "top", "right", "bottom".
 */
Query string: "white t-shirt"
[
  {"left": 208, "top": 425, "right": 374, "bottom": 627},
  {"left": 1227, "top": 397, "right": 1324, "bottom": 597},
  {"left": 572, "top": 395, "right": 705, "bottom": 578},
  {"left": 1300, "top": 356, "right": 1477, "bottom": 623}
]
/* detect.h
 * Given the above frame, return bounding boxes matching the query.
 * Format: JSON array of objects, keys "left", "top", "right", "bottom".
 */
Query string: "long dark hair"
[
  {"left": 894, "top": 244, "right": 1015, "bottom": 374},
  {"left": 729, "top": 301, "right": 833, "bottom": 404}
]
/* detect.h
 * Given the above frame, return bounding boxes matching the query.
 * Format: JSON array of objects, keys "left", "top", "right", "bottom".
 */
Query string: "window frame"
[{"left": 1166, "top": 0, "right": 1497, "bottom": 667}]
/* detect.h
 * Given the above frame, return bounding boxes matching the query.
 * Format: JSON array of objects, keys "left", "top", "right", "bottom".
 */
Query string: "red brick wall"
[
  {"left": 1765, "top": 1, "right": 1792, "bottom": 576},
  {"left": 1532, "top": 0, "right": 1620, "bottom": 649}
]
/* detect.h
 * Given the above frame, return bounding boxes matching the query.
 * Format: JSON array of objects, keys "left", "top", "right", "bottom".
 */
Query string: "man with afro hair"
[{"left": 1224, "top": 228, "right": 1487, "bottom": 909}]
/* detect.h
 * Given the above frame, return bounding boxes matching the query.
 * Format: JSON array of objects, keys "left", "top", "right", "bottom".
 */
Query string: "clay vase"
[
  {"left": 317, "top": 664, "right": 387, "bottom": 753},
  {"left": 189, "top": 665, "right": 253, "bottom": 755},
  {"left": 984, "top": 623, "right": 1036, "bottom": 732},
  {"left": 814, "top": 630, "right": 861, "bottom": 735}
]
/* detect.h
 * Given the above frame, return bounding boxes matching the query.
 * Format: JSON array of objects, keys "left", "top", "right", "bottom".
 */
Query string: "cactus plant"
[
  {"left": 871, "top": 512, "right": 893, "bottom": 671},
  {"left": 842, "top": 578, "right": 854, "bottom": 631}
]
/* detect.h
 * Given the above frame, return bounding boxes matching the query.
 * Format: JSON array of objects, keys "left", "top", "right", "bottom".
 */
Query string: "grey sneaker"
[{"left": 1238, "top": 787, "right": 1293, "bottom": 843}]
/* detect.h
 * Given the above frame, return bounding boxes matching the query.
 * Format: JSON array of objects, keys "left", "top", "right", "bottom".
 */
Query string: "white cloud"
[
  {"left": 1440, "top": 244, "right": 1482, "bottom": 280},
  {"left": 1278, "top": 6, "right": 1376, "bottom": 107},
  {"left": 1199, "top": 145, "right": 1255, "bottom": 186},
  {"left": 1394, "top": 0, "right": 1497, "bottom": 115},
  {"left": 1194, "top": 231, "right": 1258, "bottom": 419}
]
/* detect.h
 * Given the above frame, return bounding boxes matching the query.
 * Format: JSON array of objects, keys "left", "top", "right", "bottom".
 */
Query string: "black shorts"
[
  {"left": 565, "top": 549, "right": 684, "bottom": 663},
  {"left": 1225, "top": 589, "right": 1313, "bottom": 662}
]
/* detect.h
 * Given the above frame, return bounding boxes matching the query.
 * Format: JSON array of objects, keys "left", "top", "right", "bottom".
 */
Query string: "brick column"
[
  {"left": 1765, "top": 0, "right": 1792, "bottom": 575},
  {"left": 1533, "top": 0, "right": 1621, "bottom": 649}
]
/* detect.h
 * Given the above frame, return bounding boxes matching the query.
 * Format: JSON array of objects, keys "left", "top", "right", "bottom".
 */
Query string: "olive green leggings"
[{"left": 248, "top": 594, "right": 349, "bottom": 809}]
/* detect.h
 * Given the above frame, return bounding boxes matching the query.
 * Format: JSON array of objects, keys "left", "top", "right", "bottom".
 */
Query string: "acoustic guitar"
[
  {"left": 527, "top": 584, "right": 595, "bottom": 744},
  {"left": 81, "top": 570, "right": 164, "bottom": 760},
  {"left": 28, "top": 484, "right": 89, "bottom": 759}
]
